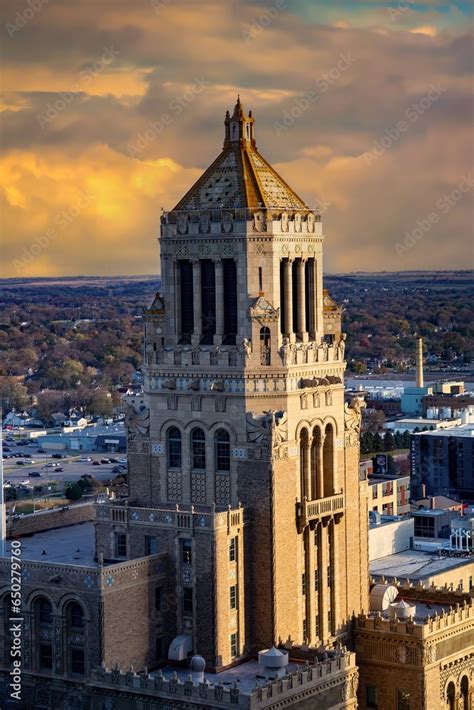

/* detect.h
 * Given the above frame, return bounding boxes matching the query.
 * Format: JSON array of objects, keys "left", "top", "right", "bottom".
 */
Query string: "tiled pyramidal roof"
[{"left": 174, "top": 97, "right": 308, "bottom": 211}]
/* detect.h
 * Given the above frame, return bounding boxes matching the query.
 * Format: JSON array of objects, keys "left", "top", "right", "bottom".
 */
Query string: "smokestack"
[
  {"left": 416, "top": 337, "right": 424, "bottom": 388},
  {"left": 421, "top": 483, "right": 426, "bottom": 499}
]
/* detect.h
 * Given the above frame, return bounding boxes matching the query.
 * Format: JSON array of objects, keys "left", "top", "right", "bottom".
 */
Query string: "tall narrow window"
[
  {"left": 191, "top": 428, "right": 206, "bottom": 470},
  {"left": 215, "top": 429, "right": 230, "bottom": 471},
  {"left": 229, "top": 537, "right": 237, "bottom": 562},
  {"left": 258, "top": 266, "right": 263, "bottom": 292},
  {"left": 179, "top": 260, "right": 194, "bottom": 341},
  {"left": 323, "top": 424, "right": 335, "bottom": 497},
  {"left": 223, "top": 259, "right": 237, "bottom": 344},
  {"left": 35, "top": 597, "right": 53, "bottom": 672},
  {"left": 280, "top": 260, "right": 286, "bottom": 334},
  {"left": 230, "top": 632, "right": 238, "bottom": 657},
  {"left": 259, "top": 327, "right": 271, "bottom": 365},
  {"left": 229, "top": 585, "right": 237, "bottom": 609},
  {"left": 115, "top": 532, "right": 127, "bottom": 558},
  {"left": 167, "top": 427, "right": 182, "bottom": 469},
  {"left": 68, "top": 602, "right": 84, "bottom": 629},
  {"left": 201, "top": 259, "right": 216, "bottom": 343}
]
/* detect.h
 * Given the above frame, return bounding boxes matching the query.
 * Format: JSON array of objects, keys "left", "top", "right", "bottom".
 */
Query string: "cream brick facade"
[{"left": 94, "top": 97, "right": 370, "bottom": 670}]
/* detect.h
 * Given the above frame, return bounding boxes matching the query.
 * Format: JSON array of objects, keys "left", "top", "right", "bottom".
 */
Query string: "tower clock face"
[{"left": 155, "top": 327, "right": 162, "bottom": 334}]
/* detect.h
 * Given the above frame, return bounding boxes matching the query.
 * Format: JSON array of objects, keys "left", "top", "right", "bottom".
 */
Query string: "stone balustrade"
[
  {"left": 97, "top": 501, "right": 245, "bottom": 534},
  {"left": 296, "top": 493, "right": 345, "bottom": 530}
]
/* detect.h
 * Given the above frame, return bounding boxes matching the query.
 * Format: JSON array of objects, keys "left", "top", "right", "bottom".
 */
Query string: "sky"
[{"left": 1, "top": 0, "right": 473, "bottom": 277}]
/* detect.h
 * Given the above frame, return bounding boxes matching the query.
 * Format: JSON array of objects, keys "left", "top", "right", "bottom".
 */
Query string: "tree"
[
  {"left": 65, "top": 483, "right": 83, "bottom": 501},
  {"left": 0, "top": 377, "right": 29, "bottom": 412},
  {"left": 383, "top": 431, "right": 395, "bottom": 451},
  {"left": 36, "top": 390, "right": 66, "bottom": 424}
]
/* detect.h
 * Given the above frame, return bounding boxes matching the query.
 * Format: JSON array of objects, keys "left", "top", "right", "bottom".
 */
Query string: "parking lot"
[{"left": 2, "top": 439, "right": 127, "bottom": 492}]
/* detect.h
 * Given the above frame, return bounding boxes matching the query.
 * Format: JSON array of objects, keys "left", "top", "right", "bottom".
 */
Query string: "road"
[{"left": 3, "top": 448, "right": 126, "bottom": 488}]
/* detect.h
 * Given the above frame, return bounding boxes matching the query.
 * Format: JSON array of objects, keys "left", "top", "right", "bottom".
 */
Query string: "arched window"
[
  {"left": 65, "top": 601, "right": 85, "bottom": 676},
  {"left": 67, "top": 602, "right": 84, "bottom": 629},
  {"left": 323, "top": 424, "right": 335, "bottom": 497},
  {"left": 260, "top": 327, "right": 271, "bottom": 365},
  {"left": 35, "top": 597, "right": 53, "bottom": 671},
  {"left": 167, "top": 427, "right": 182, "bottom": 469},
  {"left": 191, "top": 428, "right": 206, "bottom": 470},
  {"left": 447, "top": 681, "right": 456, "bottom": 710},
  {"left": 460, "top": 676, "right": 469, "bottom": 710},
  {"left": 311, "top": 427, "right": 322, "bottom": 500},
  {"left": 215, "top": 429, "right": 230, "bottom": 472}
]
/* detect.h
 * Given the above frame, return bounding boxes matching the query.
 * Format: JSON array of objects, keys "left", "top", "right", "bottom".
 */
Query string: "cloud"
[{"left": 0, "top": 0, "right": 472, "bottom": 275}]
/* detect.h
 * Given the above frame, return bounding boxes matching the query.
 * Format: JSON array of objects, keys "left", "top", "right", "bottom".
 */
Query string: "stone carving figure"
[
  {"left": 338, "top": 333, "right": 347, "bottom": 360},
  {"left": 125, "top": 405, "right": 150, "bottom": 440},
  {"left": 279, "top": 338, "right": 291, "bottom": 366},
  {"left": 240, "top": 338, "right": 252, "bottom": 365},
  {"left": 344, "top": 397, "right": 366, "bottom": 439}
]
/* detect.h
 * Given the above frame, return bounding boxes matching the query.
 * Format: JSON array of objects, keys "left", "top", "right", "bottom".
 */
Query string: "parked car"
[
  {"left": 112, "top": 466, "right": 123, "bottom": 474},
  {"left": 3, "top": 446, "right": 11, "bottom": 452},
  {"left": 79, "top": 456, "right": 92, "bottom": 462},
  {"left": 16, "top": 461, "right": 25, "bottom": 466},
  {"left": 29, "top": 471, "right": 42, "bottom": 478},
  {"left": 92, "top": 460, "right": 101, "bottom": 466},
  {"left": 118, "top": 458, "right": 127, "bottom": 464},
  {"left": 109, "top": 457, "right": 119, "bottom": 463},
  {"left": 52, "top": 453, "right": 64, "bottom": 459},
  {"left": 55, "top": 467, "right": 64, "bottom": 472},
  {"left": 23, "top": 453, "right": 32, "bottom": 458},
  {"left": 37, "top": 447, "right": 45, "bottom": 453},
  {"left": 100, "top": 458, "right": 111, "bottom": 464}
]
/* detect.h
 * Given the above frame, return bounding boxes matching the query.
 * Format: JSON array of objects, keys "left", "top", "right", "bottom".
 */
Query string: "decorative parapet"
[
  {"left": 161, "top": 208, "right": 322, "bottom": 240},
  {"left": 143, "top": 338, "right": 345, "bottom": 370},
  {"left": 89, "top": 650, "right": 357, "bottom": 709},
  {"left": 96, "top": 502, "right": 245, "bottom": 534},
  {"left": 355, "top": 599, "right": 473, "bottom": 641}
]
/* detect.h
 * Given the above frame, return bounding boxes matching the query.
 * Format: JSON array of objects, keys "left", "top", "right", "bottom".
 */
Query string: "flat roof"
[
  {"left": 6, "top": 522, "right": 98, "bottom": 567},
  {"left": 155, "top": 656, "right": 327, "bottom": 694},
  {"left": 370, "top": 549, "right": 473, "bottom": 580},
  {"left": 413, "top": 424, "right": 474, "bottom": 438}
]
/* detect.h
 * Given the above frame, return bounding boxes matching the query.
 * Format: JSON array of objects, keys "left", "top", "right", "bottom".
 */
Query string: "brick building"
[{"left": 1, "top": 99, "right": 472, "bottom": 710}]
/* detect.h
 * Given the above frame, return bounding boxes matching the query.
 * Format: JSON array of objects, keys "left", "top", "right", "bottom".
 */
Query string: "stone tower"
[{"left": 96, "top": 97, "right": 369, "bottom": 671}]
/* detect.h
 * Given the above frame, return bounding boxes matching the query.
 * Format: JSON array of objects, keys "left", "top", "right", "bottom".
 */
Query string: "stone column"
[
  {"left": 191, "top": 259, "right": 202, "bottom": 345},
  {"left": 306, "top": 259, "right": 316, "bottom": 339},
  {"left": 316, "top": 433, "right": 326, "bottom": 499},
  {"left": 295, "top": 258, "right": 307, "bottom": 340},
  {"left": 318, "top": 521, "right": 329, "bottom": 642},
  {"left": 214, "top": 259, "right": 225, "bottom": 345},
  {"left": 329, "top": 518, "right": 340, "bottom": 636},
  {"left": 303, "top": 435, "right": 312, "bottom": 500},
  {"left": 304, "top": 526, "right": 316, "bottom": 645},
  {"left": 282, "top": 258, "right": 293, "bottom": 337}
]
